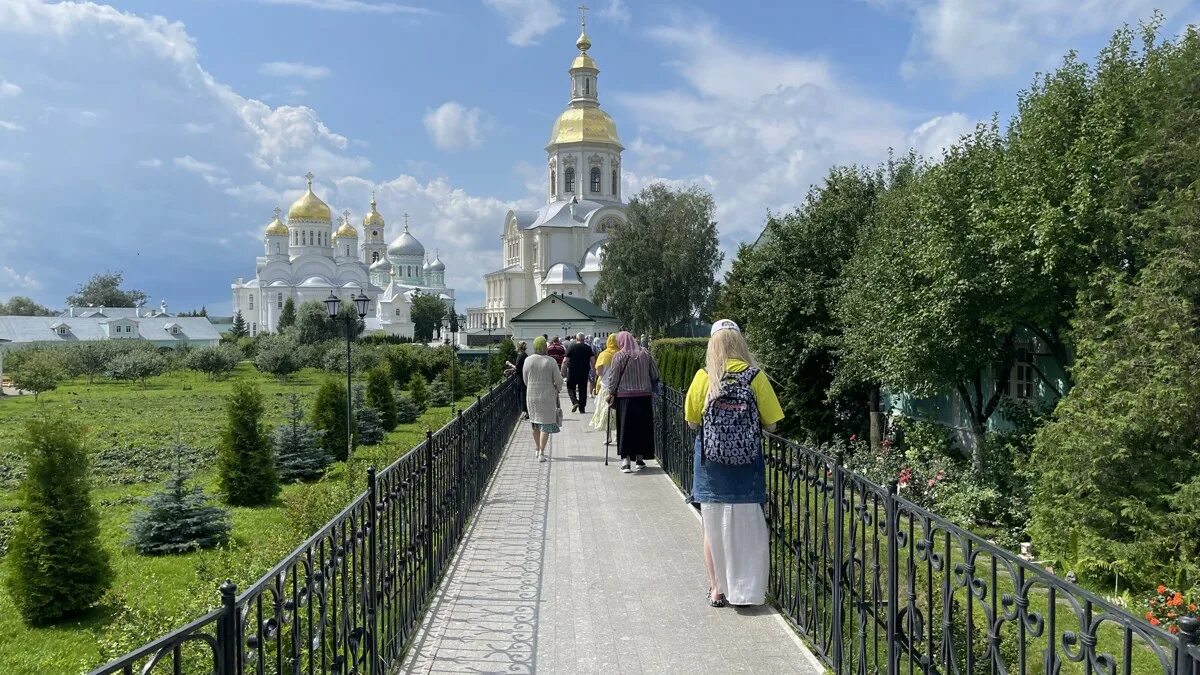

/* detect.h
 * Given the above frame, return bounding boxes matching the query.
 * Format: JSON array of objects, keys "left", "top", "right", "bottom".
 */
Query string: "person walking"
[
  {"left": 562, "top": 332, "right": 595, "bottom": 414},
  {"left": 604, "top": 331, "right": 660, "bottom": 473},
  {"left": 506, "top": 341, "right": 529, "bottom": 420},
  {"left": 588, "top": 334, "right": 619, "bottom": 432},
  {"left": 523, "top": 336, "right": 563, "bottom": 462},
  {"left": 684, "top": 319, "right": 784, "bottom": 607},
  {"left": 547, "top": 336, "right": 566, "bottom": 367}
]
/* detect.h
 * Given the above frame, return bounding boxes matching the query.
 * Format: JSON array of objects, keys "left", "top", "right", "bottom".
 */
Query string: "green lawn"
[{"left": 0, "top": 364, "right": 475, "bottom": 674}]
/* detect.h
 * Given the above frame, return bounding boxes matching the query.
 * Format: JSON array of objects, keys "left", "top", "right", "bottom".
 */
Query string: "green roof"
[{"left": 510, "top": 293, "right": 616, "bottom": 322}]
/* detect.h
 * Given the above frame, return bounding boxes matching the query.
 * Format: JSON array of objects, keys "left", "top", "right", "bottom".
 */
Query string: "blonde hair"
[{"left": 705, "top": 328, "right": 756, "bottom": 403}]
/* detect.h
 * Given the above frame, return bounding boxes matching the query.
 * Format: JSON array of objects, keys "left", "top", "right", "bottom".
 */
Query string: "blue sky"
[{"left": 0, "top": 0, "right": 1196, "bottom": 314}]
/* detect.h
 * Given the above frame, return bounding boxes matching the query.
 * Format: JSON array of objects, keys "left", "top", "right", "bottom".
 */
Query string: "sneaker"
[
  {"left": 620, "top": 461, "right": 632, "bottom": 473},
  {"left": 635, "top": 459, "right": 647, "bottom": 469},
  {"left": 571, "top": 404, "right": 579, "bottom": 413},
  {"left": 539, "top": 454, "right": 547, "bottom": 463}
]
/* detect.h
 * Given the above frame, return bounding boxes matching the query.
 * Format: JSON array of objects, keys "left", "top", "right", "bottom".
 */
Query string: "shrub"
[
  {"left": 273, "top": 392, "right": 330, "bottom": 482},
  {"left": 394, "top": 394, "right": 420, "bottom": 424},
  {"left": 186, "top": 344, "right": 240, "bottom": 380},
  {"left": 1142, "top": 585, "right": 1199, "bottom": 635},
  {"left": 322, "top": 341, "right": 382, "bottom": 374},
  {"left": 366, "top": 366, "right": 397, "bottom": 430},
  {"left": 107, "top": 348, "right": 168, "bottom": 388},
  {"left": 384, "top": 345, "right": 419, "bottom": 385},
  {"left": 462, "top": 362, "right": 486, "bottom": 395},
  {"left": 428, "top": 375, "right": 452, "bottom": 407},
  {"left": 11, "top": 350, "right": 63, "bottom": 400},
  {"left": 408, "top": 373, "right": 428, "bottom": 410},
  {"left": 353, "top": 385, "right": 386, "bottom": 445},
  {"left": 129, "top": 444, "right": 231, "bottom": 554},
  {"left": 312, "top": 379, "right": 353, "bottom": 461},
  {"left": 254, "top": 335, "right": 301, "bottom": 380},
  {"left": 217, "top": 381, "right": 279, "bottom": 506},
  {"left": 4, "top": 413, "right": 112, "bottom": 625},
  {"left": 649, "top": 338, "right": 707, "bottom": 390}
]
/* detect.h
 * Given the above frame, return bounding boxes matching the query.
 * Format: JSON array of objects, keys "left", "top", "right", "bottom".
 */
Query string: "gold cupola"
[
  {"left": 363, "top": 191, "right": 385, "bottom": 228},
  {"left": 264, "top": 207, "right": 288, "bottom": 236},
  {"left": 287, "top": 172, "right": 333, "bottom": 223},
  {"left": 547, "top": 7, "right": 621, "bottom": 150},
  {"left": 334, "top": 210, "right": 358, "bottom": 239}
]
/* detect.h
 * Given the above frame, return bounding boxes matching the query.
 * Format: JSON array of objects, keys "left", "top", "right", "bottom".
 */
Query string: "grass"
[{"left": 0, "top": 364, "right": 479, "bottom": 675}]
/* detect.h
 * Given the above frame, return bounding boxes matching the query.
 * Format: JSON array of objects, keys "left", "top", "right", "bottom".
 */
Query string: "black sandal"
[{"left": 709, "top": 593, "right": 727, "bottom": 608}]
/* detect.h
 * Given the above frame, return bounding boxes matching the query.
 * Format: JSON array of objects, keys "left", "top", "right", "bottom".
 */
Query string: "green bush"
[
  {"left": 273, "top": 392, "right": 330, "bottom": 482},
  {"left": 254, "top": 334, "right": 301, "bottom": 380},
  {"left": 408, "top": 373, "right": 429, "bottom": 411},
  {"left": 217, "top": 381, "right": 279, "bottom": 506},
  {"left": 353, "top": 385, "right": 385, "bottom": 445},
  {"left": 107, "top": 348, "right": 168, "bottom": 388},
  {"left": 4, "top": 413, "right": 112, "bottom": 625},
  {"left": 312, "top": 379, "right": 353, "bottom": 461},
  {"left": 185, "top": 344, "right": 240, "bottom": 380},
  {"left": 428, "top": 375, "right": 452, "bottom": 407},
  {"left": 366, "top": 366, "right": 397, "bottom": 430},
  {"left": 649, "top": 338, "right": 708, "bottom": 390},
  {"left": 394, "top": 394, "right": 420, "bottom": 424},
  {"left": 128, "top": 445, "right": 230, "bottom": 554}
]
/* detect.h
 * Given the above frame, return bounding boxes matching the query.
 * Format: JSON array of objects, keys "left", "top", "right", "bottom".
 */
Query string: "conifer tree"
[
  {"left": 217, "top": 381, "right": 279, "bottom": 506},
  {"left": 274, "top": 392, "right": 330, "bottom": 481},
  {"left": 428, "top": 375, "right": 451, "bottom": 407},
  {"left": 407, "top": 373, "right": 428, "bottom": 411},
  {"left": 353, "top": 385, "right": 386, "bottom": 445},
  {"left": 129, "top": 444, "right": 231, "bottom": 554},
  {"left": 4, "top": 414, "right": 112, "bottom": 625},
  {"left": 276, "top": 297, "right": 297, "bottom": 331},
  {"left": 230, "top": 310, "right": 249, "bottom": 339},
  {"left": 366, "top": 366, "right": 397, "bottom": 430},
  {"left": 312, "top": 379, "right": 353, "bottom": 461},
  {"left": 395, "top": 394, "right": 420, "bottom": 424}
]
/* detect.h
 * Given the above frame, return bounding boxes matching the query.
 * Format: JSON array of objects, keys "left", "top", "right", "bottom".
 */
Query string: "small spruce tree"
[
  {"left": 230, "top": 310, "right": 249, "bottom": 339},
  {"left": 312, "top": 379, "right": 353, "bottom": 461},
  {"left": 217, "top": 381, "right": 279, "bottom": 506},
  {"left": 274, "top": 392, "right": 330, "bottom": 481},
  {"left": 4, "top": 414, "right": 112, "bottom": 625},
  {"left": 276, "top": 297, "right": 297, "bottom": 331},
  {"left": 129, "top": 444, "right": 231, "bottom": 554},
  {"left": 408, "top": 373, "right": 429, "bottom": 411},
  {"left": 428, "top": 374, "right": 452, "bottom": 407},
  {"left": 366, "top": 366, "right": 397, "bottom": 430},
  {"left": 395, "top": 394, "right": 420, "bottom": 424},
  {"left": 354, "top": 385, "right": 386, "bottom": 445}
]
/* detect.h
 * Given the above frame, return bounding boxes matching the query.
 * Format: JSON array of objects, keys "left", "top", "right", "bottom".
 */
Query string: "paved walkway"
[{"left": 399, "top": 406, "right": 824, "bottom": 674}]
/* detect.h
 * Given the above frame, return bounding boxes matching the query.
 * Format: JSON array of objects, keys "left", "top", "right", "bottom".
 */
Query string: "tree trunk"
[{"left": 868, "top": 386, "right": 882, "bottom": 451}]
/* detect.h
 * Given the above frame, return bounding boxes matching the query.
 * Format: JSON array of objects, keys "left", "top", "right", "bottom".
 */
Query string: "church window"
[
  {"left": 301, "top": 231, "right": 306, "bottom": 245},
  {"left": 345, "top": 245, "right": 350, "bottom": 256},
  {"left": 590, "top": 167, "right": 601, "bottom": 193},
  {"left": 274, "top": 242, "right": 280, "bottom": 254},
  {"left": 277, "top": 293, "right": 283, "bottom": 309},
  {"left": 550, "top": 169, "right": 556, "bottom": 196},
  {"left": 395, "top": 308, "right": 401, "bottom": 316},
  {"left": 249, "top": 295, "right": 254, "bottom": 310},
  {"left": 372, "top": 251, "right": 379, "bottom": 263},
  {"left": 612, "top": 170, "right": 618, "bottom": 196},
  {"left": 251, "top": 323, "right": 257, "bottom": 337},
  {"left": 564, "top": 167, "right": 575, "bottom": 193},
  {"left": 584, "top": 78, "right": 590, "bottom": 95}
]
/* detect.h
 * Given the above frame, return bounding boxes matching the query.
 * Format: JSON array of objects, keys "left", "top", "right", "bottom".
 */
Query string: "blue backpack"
[{"left": 701, "top": 367, "right": 762, "bottom": 465}]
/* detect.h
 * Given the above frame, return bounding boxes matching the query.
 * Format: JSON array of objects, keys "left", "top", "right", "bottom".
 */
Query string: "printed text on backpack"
[{"left": 701, "top": 368, "right": 762, "bottom": 465}]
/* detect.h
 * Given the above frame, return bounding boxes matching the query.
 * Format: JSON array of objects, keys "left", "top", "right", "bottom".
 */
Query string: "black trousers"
[{"left": 566, "top": 377, "right": 588, "bottom": 411}]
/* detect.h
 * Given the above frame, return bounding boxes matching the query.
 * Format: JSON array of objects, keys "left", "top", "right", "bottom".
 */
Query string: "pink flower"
[
  {"left": 850, "top": 434, "right": 858, "bottom": 442},
  {"left": 898, "top": 467, "right": 912, "bottom": 487}
]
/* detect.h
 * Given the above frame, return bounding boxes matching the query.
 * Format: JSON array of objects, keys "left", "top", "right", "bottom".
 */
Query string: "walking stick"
[{"left": 604, "top": 406, "right": 610, "bottom": 466}]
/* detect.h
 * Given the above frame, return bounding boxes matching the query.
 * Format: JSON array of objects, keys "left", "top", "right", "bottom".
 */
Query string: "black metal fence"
[
  {"left": 90, "top": 378, "right": 520, "bottom": 675},
  {"left": 655, "top": 387, "right": 1200, "bottom": 675}
]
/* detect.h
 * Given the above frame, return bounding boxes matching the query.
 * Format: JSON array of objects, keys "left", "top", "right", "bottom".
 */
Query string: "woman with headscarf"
[
  {"left": 603, "top": 331, "right": 660, "bottom": 472},
  {"left": 523, "top": 336, "right": 563, "bottom": 462},
  {"left": 588, "top": 334, "right": 619, "bottom": 433},
  {"left": 684, "top": 320, "right": 784, "bottom": 607}
]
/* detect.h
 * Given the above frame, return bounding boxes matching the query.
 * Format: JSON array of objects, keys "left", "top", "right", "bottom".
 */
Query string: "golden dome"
[
  {"left": 575, "top": 27, "right": 591, "bottom": 53},
  {"left": 363, "top": 192, "right": 385, "bottom": 228},
  {"left": 264, "top": 207, "right": 288, "bottom": 236},
  {"left": 547, "top": 107, "right": 622, "bottom": 148},
  {"left": 287, "top": 172, "right": 332, "bottom": 223},
  {"left": 571, "top": 53, "right": 597, "bottom": 71},
  {"left": 334, "top": 211, "right": 358, "bottom": 239}
]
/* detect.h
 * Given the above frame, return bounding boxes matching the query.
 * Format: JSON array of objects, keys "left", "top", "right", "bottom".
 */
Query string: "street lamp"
[
  {"left": 325, "top": 290, "right": 370, "bottom": 459},
  {"left": 560, "top": 321, "right": 572, "bottom": 339}
]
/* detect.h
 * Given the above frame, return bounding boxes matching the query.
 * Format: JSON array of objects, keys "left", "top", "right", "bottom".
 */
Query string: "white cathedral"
[
  {"left": 231, "top": 175, "right": 453, "bottom": 339},
  {"left": 464, "top": 17, "right": 627, "bottom": 335}
]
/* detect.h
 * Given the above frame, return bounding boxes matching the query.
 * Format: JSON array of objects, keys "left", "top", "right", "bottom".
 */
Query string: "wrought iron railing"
[
  {"left": 654, "top": 386, "right": 1200, "bottom": 675},
  {"left": 90, "top": 378, "right": 520, "bottom": 675}
]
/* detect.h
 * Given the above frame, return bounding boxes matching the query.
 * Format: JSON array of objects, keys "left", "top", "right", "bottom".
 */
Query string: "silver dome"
[{"left": 387, "top": 229, "right": 425, "bottom": 258}]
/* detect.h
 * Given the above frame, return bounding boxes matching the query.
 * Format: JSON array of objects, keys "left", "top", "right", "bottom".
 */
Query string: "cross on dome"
[
  {"left": 343, "top": 209, "right": 351, "bottom": 221},
  {"left": 576, "top": 4, "right": 591, "bottom": 52},
  {"left": 273, "top": 206, "right": 281, "bottom": 218},
  {"left": 403, "top": 212, "right": 411, "bottom": 232},
  {"left": 304, "top": 171, "right": 314, "bottom": 187}
]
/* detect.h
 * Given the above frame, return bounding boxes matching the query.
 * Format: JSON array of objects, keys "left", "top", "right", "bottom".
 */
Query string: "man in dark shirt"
[
  {"left": 562, "top": 333, "right": 595, "bottom": 413},
  {"left": 548, "top": 336, "right": 566, "bottom": 366}
]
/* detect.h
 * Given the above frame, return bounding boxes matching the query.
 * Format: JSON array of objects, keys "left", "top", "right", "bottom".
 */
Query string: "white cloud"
[
  {"left": 0, "top": 80, "right": 21, "bottom": 97},
  {"left": 886, "top": 0, "right": 1187, "bottom": 84},
  {"left": 183, "top": 122, "right": 213, "bottom": 134},
  {"left": 598, "top": 0, "right": 631, "bottom": 25},
  {"left": 483, "top": 0, "right": 563, "bottom": 46},
  {"left": 259, "top": 61, "right": 331, "bottom": 80},
  {"left": 2, "top": 266, "right": 40, "bottom": 291},
  {"left": 138, "top": 158, "right": 163, "bottom": 168},
  {"left": 906, "top": 112, "right": 976, "bottom": 159},
  {"left": 423, "top": 102, "right": 486, "bottom": 151},
  {"left": 254, "top": 0, "right": 430, "bottom": 13},
  {"left": 0, "top": 120, "right": 24, "bottom": 132},
  {"left": 173, "top": 155, "right": 223, "bottom": 174}
]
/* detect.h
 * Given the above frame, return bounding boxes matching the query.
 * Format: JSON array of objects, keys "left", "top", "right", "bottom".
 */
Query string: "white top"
[{"left": 522, "top": 354, "right": 563, "bottom": 424}]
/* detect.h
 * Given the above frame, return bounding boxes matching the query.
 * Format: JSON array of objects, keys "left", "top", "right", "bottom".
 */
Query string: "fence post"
[
  {"left": 885, "top": 481, "right": 900, "bottom": 675},
  {"left": 365, "top": 465, "right": 378, "bottom": 673},
  {"left": 1178, "top": 616, "right": 1199, "bottom": 675},
  {"left": 831, "top": 457, "right": 845, "bottom": 674},
  {"left": 424, "top": 429, "right": 434, "bottom": 592},
  {"left": 217, "top": 579, "right": 239, "bottom": 675},
  {"left": 456, "top": 410, "right": 465, "bottom": 533}
]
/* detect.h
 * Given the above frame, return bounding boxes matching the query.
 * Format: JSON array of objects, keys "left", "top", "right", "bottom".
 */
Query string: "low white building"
[
  {"left": 0, "top": 315, "right": 221, "bottom": 348},
  {"left": 508, "top": 293, "right": 619, "bottom": 343}
]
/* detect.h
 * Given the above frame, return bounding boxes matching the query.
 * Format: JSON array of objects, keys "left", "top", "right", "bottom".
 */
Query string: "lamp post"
[
  {"left": 325, "top": 290, "right": 370, "bottom": 459},
  {"left": 560, "top": 321, "right": 572, "bottom": 340}
]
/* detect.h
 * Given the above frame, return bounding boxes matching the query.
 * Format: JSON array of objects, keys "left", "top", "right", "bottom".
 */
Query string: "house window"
[
  {"left": 1011, "top": 360, "right": 1035, "bottom": 399},
  {"left": 564, "top": 167, "right": 575, "bottom": 193},
  {"left": 57, "top": 326, "right": 67, "bottom": 335},
  {"left": 590, "top": 167, "right": 601, "bottom": 193}
]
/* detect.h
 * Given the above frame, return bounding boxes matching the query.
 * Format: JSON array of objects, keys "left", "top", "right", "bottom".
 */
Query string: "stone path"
[{"left": 399, "top": 405, "right": 824, "bottom": 674}]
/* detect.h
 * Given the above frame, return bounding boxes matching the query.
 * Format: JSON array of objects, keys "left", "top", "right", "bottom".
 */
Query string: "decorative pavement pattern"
[{"left": 399, "top": 407, "right": 824, "bottom": 674}]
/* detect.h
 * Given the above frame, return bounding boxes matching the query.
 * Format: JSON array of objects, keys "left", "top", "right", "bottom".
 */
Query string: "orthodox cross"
[
  {"left": 579, "top": 4, "right": 587, "bottom": 27},
  {"left": 403, "top": 212, "right": 410, "bottom": 231},
  {"left": 342, "top": 209, "right": 351, "bottom": 223},
  {"left": 273, "top": 206, "right": 281, "bottom": 219},
  {"left": 304, "top": 171, "right": 314, "bottom": 187}
]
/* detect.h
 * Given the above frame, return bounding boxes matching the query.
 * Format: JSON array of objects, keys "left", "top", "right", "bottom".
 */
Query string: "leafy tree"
[
  {"left": 407, "top": 373, "right": 428, "bottom": 411},
  {"left": 230, "top": 310, "right": 249, "bottom": 339},
  {"left": 276, "top": 297, "right": 297, "bottom": 331},
  {"left": 4, "top": 414, "right": 111, "bottom": 625},
  {"left": 254, "top": 335, "right": 301, "bottom": 380},
  {"left": 353, "top": 385, "right": 385, "bottom": 445},
  {"left": 311, "top": 379, "right": 353, "bottom": 461},
  {"left": 490, "top": 339, "right": 516, "bottom": 385},
  {"left": 411, "top": 293, "right": 446, "bottom": 343},
  {"left": 65, "top": 271, "right": 147, "bottom": 308},
  {"left": 593, "top": 183, "right": 722, "bottom": 335},
  {"left": 394, "top": 394, "right": 420, "bottom": 424},
  {"left": 273, "top": 392, "right": 330, "bottom": 482},
  {"left": 447, "top": 304, "right": 459, "bottom": 333},
  {"left": 294, "top": 300, "right": 333, "bottom": 344},
  {"left": 0, "top": 296, "right": 54, "bottom": 316},
  {"left": 366, "top": 366, "right": 397, "bottom": 430},
  {"left": 185, "top": 344, "right": 239, "bottom": 380},
  {"left": 69, "top": 342, "right": 115, "bottom": 384},
  {"left": 108, "top": 348, "right": 168, "bottom": 388},
  {"left": 12, "top": 351, "right": 63, "bottom": 400},
  {"left": 384, "top": 345, "right": 419, "bottom": 384},
  {"left": 129, "top": 444, "right": 231, "bottom": 554},
  {"left": 334, "top": 301, "right": 366, "bottom": 339},
  {"left": 322, "top": 341, "right": 382, "bottom": 374},
  {"left": 217, "top": 381, "right": 279, "bottom": 506}
]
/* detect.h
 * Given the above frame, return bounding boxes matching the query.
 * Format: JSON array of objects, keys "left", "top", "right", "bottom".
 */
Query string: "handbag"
[{"left": 555, "top": 395, "right": 563, "bottom": 425}]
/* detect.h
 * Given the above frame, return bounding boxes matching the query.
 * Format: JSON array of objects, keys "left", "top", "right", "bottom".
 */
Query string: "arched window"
[
  {"left": 550, "top": 169, "right": 556, "bottom": 196},
  {"left": 274, "top": 242, "right": 280, "bottom": 254},
  {"left": 584, "top": 78, "right": 590, "bottom": 95},
  {"left": 564, "top": 167, "right": 575, "bottom": 193},
  {"left": 372, "top": 251, "right": 379, "bottom": 263},
  {"left": 590, "top": 167, "right": 601, "bottom": 193},
  {"left": 612, "top": 169, "right": 618, "bottom": 195},
  {"left": 345, "top": 245, "right": 350, "bottom": 256},
  {"left": 249, "top": 295, "right": 254, "bottom": 310},
  {"left": 301, "top": 231, "right": 306, "bottom": 245}
]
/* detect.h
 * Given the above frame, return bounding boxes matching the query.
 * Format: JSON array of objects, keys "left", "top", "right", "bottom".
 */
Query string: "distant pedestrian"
[
  {"left": 588, "top": 334, "right": 619, "bottom": 432},
  {"left": 523, "top": 336, "right": 563, "bottom": 462},
  {"left": 562, "top": 332, "right": 595, "bottom": 414},
  {"left": 684, "top": 319, "right": 784, "bottom": 607},
  {"left": 605, "top": 331, "right": 660, "bottom": 473},
  {"left": 506, "top": 341, "right": 529, "bottom": 419},
  {"left": 548, "top": 336, "right": 566, "bottom": 366}
]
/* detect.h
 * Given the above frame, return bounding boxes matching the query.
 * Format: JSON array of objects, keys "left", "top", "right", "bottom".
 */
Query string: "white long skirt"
[
  {"left": 701, "top": 503, "right": 769, "bottom": 605},
  {"left": 587, "top": 383, "right": 612, "bottom": 432}
]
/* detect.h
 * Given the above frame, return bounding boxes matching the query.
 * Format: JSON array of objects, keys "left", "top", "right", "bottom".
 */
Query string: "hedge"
[{"left": 649, "top": 338, "right": 708, "bottom": 391}]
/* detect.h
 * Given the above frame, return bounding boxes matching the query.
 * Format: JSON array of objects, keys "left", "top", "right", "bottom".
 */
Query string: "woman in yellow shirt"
[
  {"left": 588, "top": 334, "right": 619, "bottom": 432},
  {"left": 685, "top": 319, "right": 784, "bottom": 607}
]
